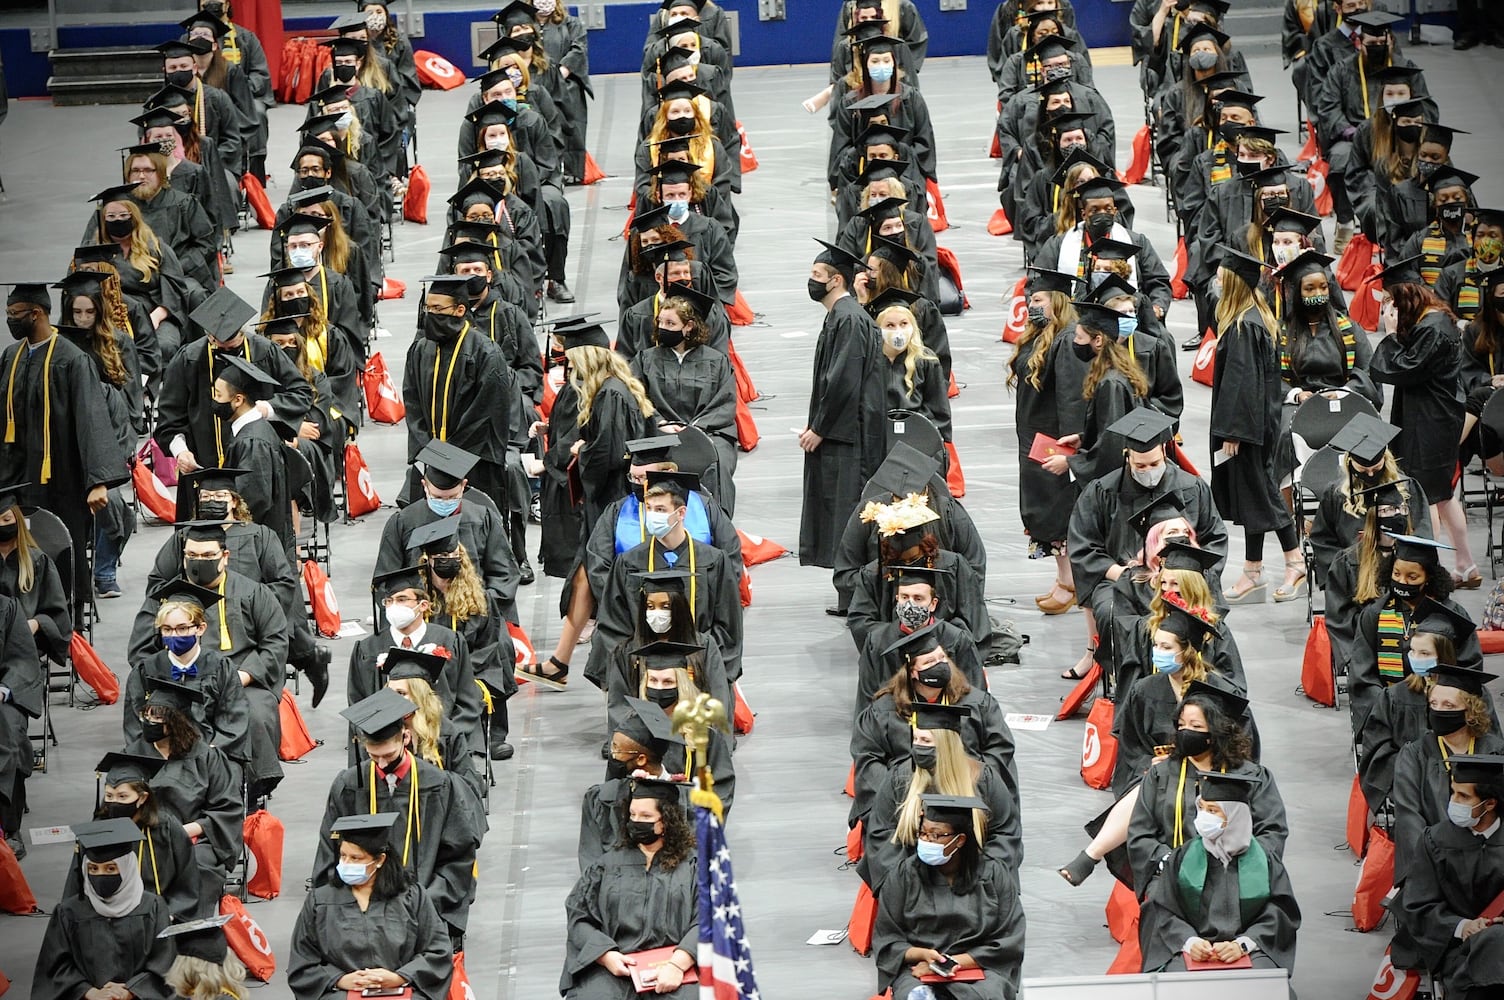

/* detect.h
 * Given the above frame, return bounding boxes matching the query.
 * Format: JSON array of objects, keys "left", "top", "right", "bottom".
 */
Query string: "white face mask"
[
  {"left": 486, "top": 133, "right": 509, "bottom": 151},
  {"left": 886, "top": 325, "right": 911, "bottom": 350},
  {"left": 385, "top": 603, "right": 418, "bottom": 630},
  {"left": 535, "top": 0, "right": 557, "bottom": 12},
  {"left": 1193, "top": 809, "right": 1225, "bottom": 839},
  {"left": 645, "top": 609, "right": 672, "bottom": 634}
]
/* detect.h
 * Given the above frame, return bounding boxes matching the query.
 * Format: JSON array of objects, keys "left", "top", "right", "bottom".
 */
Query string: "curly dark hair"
[
  {"left": 879, "top": 532, "right": 939, "bottom": 566},
  {"left": 157, "top": 706, "right": 202, "bottom": 760},
  {"left": 874, "top": 652, "right": 970, "bottom": 718},
  {"left": 618, "top": 796, "right": 694, "bottom": 871},
  {"left": 657, "top": 297, "right": 710, "bottom": 348},
  {"left": 1175, "top": 692, "right": 1253, "bottom": 770}
]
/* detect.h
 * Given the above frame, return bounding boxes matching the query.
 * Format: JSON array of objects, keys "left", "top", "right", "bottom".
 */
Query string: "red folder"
[
  {"left": 1028, "top": 432, "right": 1076, "bottom": 464},
  {"left": 1183, "top": 952, "right": 1253, "bottom": 971},
  {"left": 920, "top": 968, "right": 985, "bottom": 984},
  {"left": 626, "top": 948, "right": 698, "bottom": 993}
]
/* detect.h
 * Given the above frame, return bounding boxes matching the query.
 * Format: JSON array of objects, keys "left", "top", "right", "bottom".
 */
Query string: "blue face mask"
[
  {"left": 288, "top": 247, "right": 317, "bottom": 270},
  {"left": 664, "top": 199, "right": 690, "bottom": 223},
  {"left": 916, "top": 837, "right": 952, "bottom": 866},
  {"left": 868, "top": 63, "right": 894, "bottom": 83},
  {"left": 336, "top": 861, "right": 372, "bottom": 886},
  {"left": 1151, "top": 648, "right": 1181, "bottom": 674},
  {"left": 643, "top": 510, "right": 676, "bottom": 539},
  {"left": 1448, "top": 799, "right": 1481, "bottom": 828},
  {"left": 162, "top": 634, "right": 198, "bottom": 656},
  {"left": 1118, "top": 314, "right": 1139, "bottom": 337},
  {"left": 1408, "top": 654, "right": 1437, "bottom": 677},
  {"left": 427, "top": 496, "right": 460, "bottom": 518},
  {"left": 500, "top": 97, "right": 519, "bottom": 111}
]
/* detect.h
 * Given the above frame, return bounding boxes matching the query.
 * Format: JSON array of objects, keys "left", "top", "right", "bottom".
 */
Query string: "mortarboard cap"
[
  {"left": 1413, "top": 598, "right": 1478, "bottom": 646},
  {"left": 321, "top": 35, "right": 368, "bottom": 58},
  {"left": 1158, "top": 539, "right": 1220, "bottom": 574},
  {"left": 383, "top": 647, "right": 447, "bottom": 685},
  {"left": 492, "top": 0, "right": 538, "bottom": 27},
  {"left": 626, "top": 640, "right": 704, "bottom": 671},
  {"left": 1421, "top": 123, "right": 1468, "bottom": 148},
  {"left": 551, "top": 314, "right": 611, "bottom": 350},
  {"left": 180, "top": 11, "right": 229, "bottom": 38},
  {"left": 813, "top": 238, "right": 866, "bottom": 278},
  {"left": 859, "top": 195, "right": 910, "bottom": 222},
  {"left": 1195, "top": 771, "right": 1259, "bottom": 804},
  {"left": 1087, "top": 274, "right": 1138, "bottom": 305},
  {"left": 1421, "top": 661, "right": 1497, "bottom": 698},
  {"left": 52, "top": 272, "right": 107, "bottom": 298},
  {"left": 415, "top": 439, "right": 479, "bottom": 489},
  {"left": 1023, "top": 32, "right": 1078, "bottom": 62},
  {"left": 142, "top": 84, "right": 196, "bottom": 110},
  {"left": 259, "top": 266, "right": 313, "bottom": 290},
  {"left": 626, "top": 434, "right": 681, "bottom": 464},
  {"left": 94, "top": 751, "right": 166, "bottom": 787},
  {"left": 1158, "top": 603, "right": 1223, "bottom": 650},
  {"left": 846, "top": 91, "right": 898, "bottom": 114},
  {"left": 868, "top": 441, "right": 940, "bottom": 497},
  {"left": 919, "top": 794, "right": 990, "bottom": 825},
  {"left": 1389, "top": 532, "right": 1453, "bottom": 565},
  {"left": 881, "top": 622, "right": 946, "bottom": 660},
  {"left": 1347, "top": 10, "right": 1403, "bottom": 34},
  {"left": 912, "top": 702, "right": 971, "bottom": 733},
  {"left": 130, "top": 106, "right": 191, "bottom": 132},
  {"left": 856, "top": 157, "right": 907, "bottom": 186},
  {"left": 1217, "top": 244, "right": 1267, "bottom": 287},
  {"left": 155, "top": 38, "right": 211, "bottom": 59},
  {"left": 307, "top": 83, "right": 356, "bottom": 108},
  {"left": 866, "top": 285, "right": 923, "bottom": 317},
  {"left": 329, "top": 812, "right": 401, "bottom": 852},
  {"left": 1212, "top": 89, "right": 1265, "bottom": 111},
  {"left": 1028, "top": 266, "right": 1081, "bottom": 297},
  {"left": 1183, "top": 674, "right": 1250, "bottom": 720},
  {"left": 644, "top": 239, "right": 696, "bottom": 266},
  {"left": 868, "top": 234, "right": 919, "bottom": 270},
  {"left": 72, "top": 244, "right": 122, "bottom": 266},
  {"left": 215, "top": 355, "right": 278, "bottom": 403},
  {"left": 1072, "top": 175, "right": 1125, "bottom": 203},
  {"left": 180, "top": 466, "right": 249, "bottom": 496},
  {"left": 1327, "top": 413, "right": 1400, "bottom": 466},
  {"left": 656, "top": 79, "right": 709, "bottom": 104},
  {"left": 341, "top": 688, "right": 416, "bottom": 741},
  {"left": 1267, "top": 206, "right": 1323, "bottom": 236},
  {"left": 371, "top": 564, "right": 426, "bottom": 599},
  {"left": 420, "top": 274, "right": 472, "bottom": 300},
  {"left": 887, "top": 563, "right": 950, "bottom": 588},
  {"left": 860, "top": 121, "right": 909, "bottom": 149},
  {"left": 1421, "top": 165, "right": 1480, "bottom": 196},
  {"left": 1449, "top": 754, "right": 1504, "bottom": 788},
  {"left": 88, "top": 183, "right": 140, "bottom": 206},
  {"left": 407, "top": 515, "right": 463, "bottom": 556},
  {"left": 1177, "top": 21, "right": 1230, "bottom": 53},
  {"left": 634, "top": 568, "right": 692, "bottom": 596},
  {"left": 144, "top": 675, "right": 206, "bottom": 712},
  {"left": 644, "top": 469, "right": 699, "bottom": 503},
  {"left": 1107, "top": 408, "right": 1176, "bottom": 452},
  {"left": 147, "top": 577, "right": 224, "bottom": 613},
  {"left": 1051, "top": 146, "right": 1112, "bottom": 190},
  {"left": 1379, "top": 255, "right": 1426, "bottom": 290},
  {"left": 1127, "top": 489, "right": 1187, "bottom": 538},
  {"left": 628, "top": 775, "right": 687, "bottom": 803},
  {"left": 71, "top": 817, "right": 144, "bottom": 861},
  {"left": 157, "top": 915, "right": 232, "bottom": 964},
  {"left": 660, "top": 281, "right": 719, "bottom": 321},
  {"left": 190, "top": 287, "right": 255, "bottom": 343}
]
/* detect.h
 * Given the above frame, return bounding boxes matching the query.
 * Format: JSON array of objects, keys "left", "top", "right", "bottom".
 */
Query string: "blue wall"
[{"left": 2, "top": 1, "right": 1135, "bottom": 100}]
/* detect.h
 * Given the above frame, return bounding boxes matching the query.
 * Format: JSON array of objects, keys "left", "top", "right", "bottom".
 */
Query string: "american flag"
[{"left": 696, "top": 805, "right": 761, "bottom": 1000}]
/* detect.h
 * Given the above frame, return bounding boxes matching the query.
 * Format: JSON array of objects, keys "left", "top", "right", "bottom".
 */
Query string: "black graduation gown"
[
  {"left": 618, "top": 287, "right": 733, "bottom": 361},
  {"left": 1111, "top": 671, "right": 1260, "bottom": 797},
  {"left": 123, "top": 648, "right": 250, "bottom": 767},
  {"left": 440, "top": 600, "right": 516, "bottom": 699},
  {"left": 577, "top": 775, "right": 691, "bottom": 873},
  {"left": 401, "top": 323, "right": 515, "bottom": 471},
  {"left": 1353, "top": 594, "right": 1482, "bottom": 741},
  {"left": 855, "top": 619, "right": 984, "bottom": 722},
  {"left": 61, "top": 817, "right": 202, "bottom": 922},
  {"left": 835, "top": 474, "right": 987, "bottom": 605},
  {"left": 0, "top": 546, "right": 70, "bottom": 665},
  {"left": 1210, "top": 313, "right": 1290, "bottom": 534},
  {"left": 829, "top": 82, "right": 937, "bottom": 185},
  {"left": 0, "top": 592, "right": 38, "bottom": 819},
  {"left": 1066, "top": 370, "right": 1140, "bottom": 485},
  {"left": 1391, "top": 731, "right": 1504, "bottom": 886},
  {"left": 1138, "top": 841, "right": 1301, "bottom": 973},
  {"left": 838, "top": 214, "right": 940, "bottom": 304},
  {"left": 541, "top": 17, "right": 592, "bottom": 177},
  {"left": 1397, "top": 819, "right": 1504, "bottom": 994},
  {"left": 374, "top": 492, "right": 520, "bottom": 623},
  {"left": 469, "top": 293, "right": 544, "bottom": 402},
  {"left": 540, "top": 379, "right": 584, "bottom": 577},
  {"left": 850, "top": 690, "right": 1018, "bottom": 828},
  {"left": 873, "top": 855, "right": 1025, "bottom": 1000},
  {"left": 1110, "top": 606, "right": 1247, "bottom": 704},
  {"left": 861, "top": 760, "right": 1021, "bottom": 895},
  {"left": 31, "top": 894, "right": 173, "bottom": 1000},
  {"left": 883, "top": 351, "right": 951, "bottom": 441},
  {"left": 1370, "top": 310, "right": 1465, "bottom": 503},
  {"left": 125, "top": 737, "right": 244, "bottom": 874},
  {"left": 1012, "top": 328, "right": 1087, "bottom": 548},
  {"left": 847, "top": 550, "right": 991, "bottom": 652},
  {"left": 561, "top": 847, "right": 699, "bottom": 999},
  {"left": 594, "top": 534, "right": 743, "bottom": 685},
  {"left": 345, "top": 624, "right": 482, "bottom": 760},
  {"left": 575, "top": 379, "right": 648, "bottom": 535},
  {"left": 127, "top": 570, "right": 288, "bottom": 786},
  {"left": 632, "top": 345, "right": 738, "bottom": 512},
  {"left": 1127, "top": 757, "right": 1288, "bottom": 896},
  {"left": 801, "top": 295, "right": 887, "bottom": 568},
  {"left": 222, "top": 414, "right": 293, "bottom": 556},
  {"left": 0, "top": 333, "right": 127, "bottom": 582},
  {"left": 288, "top": 884, "right": 454, "bottom": 1000},
  {"left": 599, "top": 628, "right": 732, "bottom": 731}
]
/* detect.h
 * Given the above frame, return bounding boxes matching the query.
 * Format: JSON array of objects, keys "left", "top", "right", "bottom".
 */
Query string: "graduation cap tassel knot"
[{"left": 673, "top": 693, "right": 728, "bottom": 823}]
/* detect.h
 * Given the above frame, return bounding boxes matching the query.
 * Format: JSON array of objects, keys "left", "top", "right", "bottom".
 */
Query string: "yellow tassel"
[{"left": 690, "top": 785, "right": 723, "bottom": 823}]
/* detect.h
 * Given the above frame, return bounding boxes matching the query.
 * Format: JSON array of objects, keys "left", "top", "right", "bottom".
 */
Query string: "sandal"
[
  {"left": 517, "top": 655, "right": 569, "bottom": 690},
  {"left": 1061, "top": 649, "right": 1094, "bottom": 681},
  {"left": 1223, "top": 567, "right": 1267, "bottom": 606},
  {"left": 1036, "top": 582, "right": 1077, "bottom": 614},
  {"left": 1455, "top": 565, "right": 1484, "bottom": 590},
  {"left": 1059, "top": 851, "right": 1099, "bottom": 886},
  {"left": 1271, "top": 560, "right": 1309, "bottom": 603}
]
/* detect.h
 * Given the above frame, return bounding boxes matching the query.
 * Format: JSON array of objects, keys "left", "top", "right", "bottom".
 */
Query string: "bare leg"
[
  {"left": 1435, "top": 497, "right": 1478, "bottom": 576},
  {"left": 548, "top": 566, "right": 592, "bottom": 666},
  {"left": 1063, "top": 607, "right": 1097, "bottom": 679},
  {"left": 1060, "top": 784, "right": 1141, "bottom": 884}
]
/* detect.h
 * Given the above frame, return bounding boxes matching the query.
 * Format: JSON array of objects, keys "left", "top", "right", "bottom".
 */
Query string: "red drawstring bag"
[
  {"left": 620, "top": 191, "right": 637, "bottom": 238},
  {"left": 243, "top": 810, "right": 284, "bottom": 900},
  {"left": 734, "top": 395, "right": 760, "bottom": 453},
  {"left": 241, "top": 174, "right": 275, "bottom": 229},
  {"left": 1106, "top": 880, "right": 1138, "bottom": 943},
  {"left": 0, "top": 838, "right": 38, "bottom": 914},
  {"left": 343, "top": 442, "right": 381, "bottom": 519},
  {"left": 278, "top": 689, "right": 318, "bottom": 761},
  {"left": 1107, "top": 932, "right": 1143, "bottom": 974},
  {"left": 1172, "top": 237, "right": 1190, "bottom": 299},
  {"left": 726, "top": 289, "right": 754, "bottom": 326},
  {"left": 221, "top": 895, "right": 277, "bottom": 981},
  {"left": 847, "top": 882, "right": 878, "bottom": 956},
  {"left": 1352, "top": 825, "right": 1395, "bottom": 932},
  {"left": 1366, "top": 947, "right": 1419, "bottom": 1000},
  {"left": 947, "top": 370, "right": 959, "bottom": 399},
  {"left": 736, "top": 530, "right": 787, "bottom": 566},
  {"left": 1001, "top": 276, "right": 1028, "bottom": 344},
  {"left": 987, "top": 207, "right": 1013, "bottom": 236},
  {"left": 1298, "top": 122, "right": 1319, "bottom": 164},
  {"left": 735, "top": 120, "right": 758, "bottom": 173},
  {"left": 1307, "top": 157, "right": 1334, "bottom": 216},
  {"left": 362, "top": 352, "right": 405, "bottom": 424},
  {"left": 1301, "top": 614, "right": 1335, "bottom": 707},
  {"left": 131, "top": 455, "right": 177, "bottom": 524},
  {"left": 935, "top": 247, "right": 969, "bottom": 310},
  {"left": 413, "top": 50, "right": 466, "bottom": 90},
  {"left": 302, "top": 560, "right": 340, "bottom": 638},
  {"left": 988, "top": 102, "right": 1002, "bottom": 158},
  {"left": 1080, "top": 697, "right": 1118, "bottom": 790},
  {"left": 844, "top": 761, "right": 856, "bottom": 797},
  {"left": 733, "top": 682, "right": 754, "bottom": 734},
  {"left": 0, "top": 968, "right": 11, "bottom": 996},
  {"left": 1350, "top": 264, "right": 1384, "bottom": 331},
  {"left": 926, "top": 178, "right": 949, "bottom": 233},
  {"left": 402, "top": 164, "right": 430, "bottom": 224},
  {"left": 1191, "top": 330, "right": 1217, "bottom": 388},
  {"left": 447, "top": 952, "right": 473, "bottom": 1000},
  {"left": 378, "top": 276, "right": 406, "bottom": 300},
  {"left": 738, "top": 569, "right": 751, "bottom": 608},
  {"left": 846, "top": 819, "right": 864, "bottom": 865},
  {"left": 726, "top": 341, "right": 757, "bottom": 402},
  {"left": 1336, "top": 233, "right": 1378, "bottom": 290},
  {"left": 1121, "top": 124, "right": 1151, "bottom": 186},
  {"left": 1347, "top": 774, "right": 1370, "bottom": 856},
  {"left": 1057, "top": 660, "right": 1101, "bottom": 721},
  {"left": 71, "top": 632, "right": 119, "bottom": 705},
  {"left": 943, "top": 441, "right": 965, "bottom": 497},
  {"left": 581, "top": 152, "right": 606, "bottom": 185},
  {"left": 506, "top": 621, "right": 536, "bottom": 667},
  {"left": 1167, "top": 439, "right": 1200, "bottom": 477}
]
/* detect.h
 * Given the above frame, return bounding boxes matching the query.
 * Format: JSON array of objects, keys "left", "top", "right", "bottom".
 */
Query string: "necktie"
[
  {"left": 401, "top": 637, "right": 413, "bottom": 649},
  {"left": 171, "top": 665, "right": 198, "bottom": 681}
]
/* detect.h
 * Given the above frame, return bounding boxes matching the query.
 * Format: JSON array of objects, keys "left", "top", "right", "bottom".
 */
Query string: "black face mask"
[
  {"left": 915, "top": 663, "right": 950, "bottom": 689},
  {"left": 281, "top": 345, "right": 302, "bottom": 365},
  {"left": 0, "top": 523, "right": 17, "bottom": 543},
  {"left": 655, "top": 326, "right": 685, "bottom": 350},
  {"left": 647, "top": 686, "right": 679, "bottom": 708},
  {"left": 807, "top": 278, "right": 832, "bottom": 302},
  {"left": 332, "top": 64, "right": 358, "bottom": 83},
  {"left": 102, "top": 799, "right": 139, "bottom": 820},
  {"left": 196, "top": 499, "right": 229, "bottom": 522},
  {"left": 203, "top": 1, "right": 226, "bottom": 16},
  {"left": 1175, "top": 728, "right": 1212, "bottom": 759},
  {"left": 424, "top": 311, "right": 466, "bottom": 343},
  {"left": 429, "top": 556, "right": 462, "bottom": 580},
  {"left": 1439, "top": 203, "right": 1466, "bottom": 226},
  {"left": 164, "top": 69, "right": 195, "bottom": 89},
  {"left": 1377, "top": 513, "right": 1407, "bottom": 536},
  {"left": 87, "top": 872, "right": 124, "bottom": 898},
  {"left": 4, "top": 317, "right": 31, "bottom": 341},
  {"left": 141, "top": 720, "right": 167, "bottom": 744},
  {"left": 910, "top": 746, "right": 937, "bottom": 771},
  {"left": 278, "top": 295, "right": 310, "bottom": 317},
  {"left": 291, "top": 175, "right": 325, "bottom": 193},
  {"left": 625, "top": 820, "right": 660, "bottom": 845},
  {"left": 512, "top": 32, "right": 537, "bottom": 49},
  {"left": 185, "top": 558, "right": 222, "bottom": 587},
  {"left": 1394, "top": 124, "right": 1422, "bottom": 144},
  {"left": 1261, "top": 194, "right": 1289, "bottom": 216},
  {"left": 665, "top": 116, "right": 694, "bottom": 136},
  {"left": 605, "top": 757, "right": 633, "bottom": 780},
  {"left": 1071, "top": 339, "right": 1097, "bottom": 363},
  {"left": 104, "top": 217, "right": 136, "bottom": 240},
  {"left": 1348, "top": 464, "right": 1381, "bottom": 486},
  {"left": 1026, "top": 305, "right": 1048, "bottom": 328},
  {"left": 1391, "top": 579, "right": 1423, "bottom": 601},
  {"left": 1085, "top": 212, "right": 1115, "bottom": 239},
  {"left": 1235, "top": 157, "right": 1263, "bottom": 177},
  {"left": 210, "top": 399, "right": 236, "bottom": 422},
  {"left": 1429, "top": 707, "right": 1468, "bottom": 736}
]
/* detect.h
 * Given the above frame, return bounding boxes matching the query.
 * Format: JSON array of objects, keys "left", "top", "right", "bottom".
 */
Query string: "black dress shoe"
[
  {"left": 490, "top": 741, "right": 515, "bottom": 761},
  {"left": 1180, "top": 333, "right": 1204, "bottom": 351},
  {"left": 824, "top": 605, "right": 849, "bottom": 617},
  {"left": 307, "top": 645, "right": 332, "bottom": 708},
  {"left": 547, "top": 281, "right": 575, "bottom": 303},
  {"left": 1455, "top": 33, "right": 1481, "bottom": 49},
  {"left": 518, "top": 561, "right": 535, "bottom": 585}
]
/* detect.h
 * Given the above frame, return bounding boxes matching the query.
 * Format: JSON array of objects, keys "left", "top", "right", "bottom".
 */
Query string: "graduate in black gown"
[
  {"left": 872, "top": 795, "right": 1026, "bottom": 1000},
  {"left": 1397, "top": 754, "right": 1504, "bottom": 1000},
  {"left": 211, "top": 355, "right": 294, "bottom": 558},
  {"left": 288, "top": 813, "right": 454, "bottom": 1000},
  {"left": 1138, "top": 771, "right": 1301, "bottom": 974},
  {"left": 317, "top": 690, "right": 483, "bottom": 942},
  {"left": 561, "top": 778, "right": 700, "bottom": 1000},
  {"left": 0, "top": 282, "right": 127, "bottom": 613},
  {"left": 1054, "top": 301, "right": 1148, "bottom": 486},
  {"left": 33, "top": 818, "right": 174, "bottom": 1000},
  {"left": 854, "top": 611, "right": 985, "bottom": 724},
  {"left": 0, "top": 589, "right": 39, "bottom": 856},
  {"left": 578, "top": 697, "right": 689, "bottom": 872},
  {"left": 800, "top": 240, "right": 887, "bottom": 574}
]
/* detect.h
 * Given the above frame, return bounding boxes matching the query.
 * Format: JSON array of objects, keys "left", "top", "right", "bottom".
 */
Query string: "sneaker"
[{"left": 95, "top": 578, "right": 122, "bottom": 599}]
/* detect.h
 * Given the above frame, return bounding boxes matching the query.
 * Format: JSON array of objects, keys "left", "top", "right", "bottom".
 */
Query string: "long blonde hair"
[
  {"left": 1215, "top": 267, "right": 1278, "bottom": 340},
  {"left": 1151, "top": 569, "right": 1217, "bottom": 616},
  {"left": 891, "top": 729, "right": 986, "bottom": 845},
  {"left": 1082, "top": 337, "right": 1148, "bottom": 400},
  {"left": 567, "top": 345, "right": 655, "bottom": 426},
  {"left": 1008, "top": 292, "right": 1077, "bottom": 391},
  {"left": 391, "top": 677, "right": 444, "bottom": 768},
  {"left": 1, "top": 504, "right": 39, "bottom": 594},
  {"left": 166, "top": 954, "right": 248, "bottom": 1000},
  {"left": 875, "top": 304, "right": 937, "bottom": 395},
  {"left": 100, "top": 201, "right": 162, "bottom": 284},
  {"left": 639, "top": 666, "right": 701, "bottom": 702},
  {"left": 1340, "top": 452, "right": 1407, "bottom": 519},
  {"left": 424, "top": 545, "right": 487, "bottom": 621},
  {"left": 356, "top": 47, "right": 392, "bottom": 97},
  {"left": 1055, "top": 164, "right": 1098, "bottom": 236}
]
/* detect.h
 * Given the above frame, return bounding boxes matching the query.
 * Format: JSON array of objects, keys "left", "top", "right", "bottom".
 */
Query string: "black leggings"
[{"left": 1246, "top": 523, "right": 1300, "bottom": 564}]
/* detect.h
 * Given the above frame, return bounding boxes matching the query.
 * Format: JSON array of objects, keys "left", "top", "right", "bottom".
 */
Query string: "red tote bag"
[
  {"left": 302, "top": 559, "right": 341, "bottom": 638},
  {"left": 220, "top": 895, "right": 276, "bottom": 981},
  {"left": 1352, "top": 825, "right": 1395, "bottom": 932},
  {"left": 242, "top": 809, "right": 284, "bottom": 900},
  {"left": 343, "top": 442, "right": 381, "bottom": 519},
  {"left": 1057, "top": 660, "right": 1101, "bottom": 721},
  {"left": 1300, "top": 614, "right": 1335, "bottom": 707},
  {"left": 362, "top": 352, "right": 405, "bottom": 424},
  {"left": 1080, "top": 697, "right": 1118, "bottom": 790},
  {"left": 1336, "top": 233, "right": 1377, "bottom": 291}
]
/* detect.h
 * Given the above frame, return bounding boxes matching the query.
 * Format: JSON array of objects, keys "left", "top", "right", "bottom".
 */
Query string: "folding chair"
[
  {"left": 667, "top": 425, "right": 726, "bottom": 514},
  {"left": 1293, "top": 446, "right": 1342, "bottom": 624},
  {"left": 28, "top": 668, "right": 55, "bottom": 773},
  {"left": 885, "top": 410, "right": 947, "bottom": 482},
  {"left": 22, "top": 507, "right": 84, "bottom": 704},
  {"left": 1472, "top": 390, "right": 1504, "bottom": 578}
]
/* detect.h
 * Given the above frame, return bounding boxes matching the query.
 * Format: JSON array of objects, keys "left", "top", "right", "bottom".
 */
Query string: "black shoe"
[
  {"left": 547, "top": 281, "right": 575, "bottom": 303},
  {"left": 1180, "top": 333, "right": 1203, "bottom": 351},
  {"left": 6, "top": 835, "right": 25, "bottom": 861},
  {"left": 1455, "top": 33, "right": 1481, "bottom": 49},
  {"left": 518, "top": 561, "right": 535, "bottom": 585},
  {"left": 824, "top": 605, "right": 849, "bottom": 617},
  {"left": 306, "top": 645, "right": 331, "bottom": 708},
  {"left": 490, "top": 741, "right": 515, "bottom": 761}
]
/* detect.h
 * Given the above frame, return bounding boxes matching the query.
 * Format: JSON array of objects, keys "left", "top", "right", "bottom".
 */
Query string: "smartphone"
[
  {"left": 361, "top": 989, "right": 408, "bottom": 997},
  {"left": 930, "top": 955, "right": 958, "bottom": 977}
]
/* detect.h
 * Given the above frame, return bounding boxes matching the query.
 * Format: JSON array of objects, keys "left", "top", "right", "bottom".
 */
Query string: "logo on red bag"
[
  {"left": 1193, "top": 337, "right": 1216, "bottom": 373},
  {"left": 1082, "top": 723, "right": 1101, "bottom": 767}
]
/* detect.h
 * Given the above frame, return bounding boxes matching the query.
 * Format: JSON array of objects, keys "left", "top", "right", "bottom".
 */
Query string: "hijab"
[
  {"left": 81, "top": 850, "right": 145, "bottom": 918},
  {"left": 1200, "top": 800, "right": 1253, "bottom": 866}
]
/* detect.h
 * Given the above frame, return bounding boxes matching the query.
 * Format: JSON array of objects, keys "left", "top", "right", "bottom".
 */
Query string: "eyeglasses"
[
  {"left": 159, "top": 624, "right": 199, "bottom": 636},
  {"left": 286, "top": 239, "right": 321, "bottom": 251},
  {"left": 382, "top": 594, "right": 420, "bottom": 606},
  {"left": 916, "top": 829, "right": 958, "bottom": 844}
]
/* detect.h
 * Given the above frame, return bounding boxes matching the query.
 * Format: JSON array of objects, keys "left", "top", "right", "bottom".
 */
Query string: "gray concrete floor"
[{"left": 0, "top": 40, "right": 1503, "bottom": 1000}]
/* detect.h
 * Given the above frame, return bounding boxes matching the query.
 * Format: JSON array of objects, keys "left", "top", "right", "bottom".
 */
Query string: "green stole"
[{"left": 1175, "top": 837, "right": 1271, "bottom": 931}]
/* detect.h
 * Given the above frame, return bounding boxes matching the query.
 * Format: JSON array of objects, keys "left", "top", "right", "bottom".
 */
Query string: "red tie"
[{"left": 401, "top": 637, "right": 413, "bottom": 649}]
